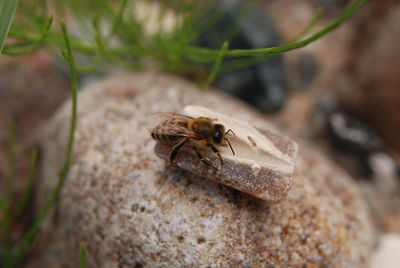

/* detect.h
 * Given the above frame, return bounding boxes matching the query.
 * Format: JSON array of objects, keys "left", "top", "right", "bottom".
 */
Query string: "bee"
[{"left": 151, "top": 113, "right": 235, "bottom": 170}]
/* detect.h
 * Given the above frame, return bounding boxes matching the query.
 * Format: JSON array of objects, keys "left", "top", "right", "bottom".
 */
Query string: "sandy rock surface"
[{"left": 38, "top": 72, "right": 373, "bottom": 267}]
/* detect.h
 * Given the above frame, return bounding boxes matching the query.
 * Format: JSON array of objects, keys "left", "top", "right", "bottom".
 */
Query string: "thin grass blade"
[
  {"left": 14, "top": 149, "right": 39, "bottom": 218},
  {"left": 1, "top": 121, "right": 17, "bottom": 267},
  {"left": 292, "top": 7, "right": 324, "bottom": 41},
  {"left": 5, "top": 121, "right": 16, "bottom": 202},
  {"left": 79, "top": 242, "right": 88, "bottom": 268},
  {"left": 12, "top": 19, "right": 78, "bottom": 263},
  {"left": 201, "top": 41, "right": 228, "bottom": 89},
  {"left": 0, "top": 0, "right": 19, "bottom": 53},
  {"left": 185, "top": 0, "right": 368, "bottom": 58}
]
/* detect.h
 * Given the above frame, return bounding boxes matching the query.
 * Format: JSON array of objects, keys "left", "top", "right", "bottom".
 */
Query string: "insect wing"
[
  {"left": 147, "top": 112, "right": 173, "bottom": 132},
  {"left": 148, "top": 112, "right": 200, "bottom": 139},
  {"left": 155, "top": 124, "right": 200, "bottom": 139}
]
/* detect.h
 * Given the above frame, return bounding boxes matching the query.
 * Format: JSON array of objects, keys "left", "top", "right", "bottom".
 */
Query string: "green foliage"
[
  {"left": 2, "top": 0, "right": 368, "bottom": 78},
  {"left": 0, "top": 0, "right": 19, "bottom": 53}
]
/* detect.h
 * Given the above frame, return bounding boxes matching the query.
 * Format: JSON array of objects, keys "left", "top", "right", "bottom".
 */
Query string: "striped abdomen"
[
  {"left": 151, "top": 131, "right": 183, "bottom": 143},
  {"left": 151, "top": 119, "right": 188, "bottom": 144}
]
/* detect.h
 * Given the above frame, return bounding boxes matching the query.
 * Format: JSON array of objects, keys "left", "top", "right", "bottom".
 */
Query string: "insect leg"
[
  {"left": 224, "top": 138, "right": 235, "bottom": 155},
  {"left": 193, "top": 147, "right": 218, "bottom": 172},
  {"left": 208, "top": 143, "right": 223, "bottom": 164},
  {"left": 170, "top": 138, "right": 188, "bottom": 163}
]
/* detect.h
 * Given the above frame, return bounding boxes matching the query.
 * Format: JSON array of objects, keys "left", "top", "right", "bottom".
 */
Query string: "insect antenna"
[
  {"left": 225, "top": 138, "right": 235, "bottom": 155},
  {"left": 225, "top": 129, "right": 236, "bottom": 137}
]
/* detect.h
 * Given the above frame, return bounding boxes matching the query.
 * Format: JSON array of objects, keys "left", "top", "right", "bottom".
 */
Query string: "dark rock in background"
[
  {"left": 311, "top": 98, "right": 398, "bottom": 180},
  {"left": 295, "top": 52, "right": 319, "bottom": 90},
  {"left": 196, "top": 1, "right": 288, "bottom": 112}
]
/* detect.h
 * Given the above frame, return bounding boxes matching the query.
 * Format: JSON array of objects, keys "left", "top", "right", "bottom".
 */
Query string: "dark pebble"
[{"left": 196, "top": 1, "right": 288, "bottom": 113}]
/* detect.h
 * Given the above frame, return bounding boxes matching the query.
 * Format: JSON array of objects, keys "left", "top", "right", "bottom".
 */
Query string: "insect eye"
[
  {"left": 213, "top": 124, "right": 224, "bottom": 144},
  {"left": 213, "top": 131, "right": 222, "bottom": 143}
]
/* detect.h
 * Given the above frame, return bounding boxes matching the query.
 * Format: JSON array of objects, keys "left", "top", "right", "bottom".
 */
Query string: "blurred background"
[{"left": 1, "top": 0, "right": 400, "bottom": 266}]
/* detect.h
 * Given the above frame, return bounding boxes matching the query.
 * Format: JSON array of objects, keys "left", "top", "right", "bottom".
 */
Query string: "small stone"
[
  {"left": 296, "top": 52, "right": 319, "bottom": 90},
  {"left": 153, "top": 105, "right": 298, "bottom": 202},
  {"left": 335, "top": 1, "right": 400, "bottom": 154},
  {"left": 371, "top": 234, "right": 400, "bottom": 268},
  {"left": 38, "top": 72, "right": 373, "bottom": 267},
  {"left": 131, "top": 203, "right": 139, "bottom": 212},
  {"left": 312, "top": 98, "right": 387, "bottom": 179}
]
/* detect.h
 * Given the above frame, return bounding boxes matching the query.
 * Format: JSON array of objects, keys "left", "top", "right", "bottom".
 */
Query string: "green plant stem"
[
  {"left": 110, "top": 0, "right": 128, "bottom": 36},
  {"left": 14, "top": 149, "right": 39, "bottom": 218},
  {"left": 2, "top": 121, "right": 16, "bottom": 268},
  {"left": 184, "top": 0, "right": 367, "bottom": 59},
  {"left": 5, "top": 121, "right": 16, "bottom": 203},
  {"left": 11, "top": 19, "right": 78, "bottom": 265},
  {"left": 202, "top": 41, "right": 228, "bottom": 89},
  {"left": 293, "top": 7, "right": 324, "bottom": 41},
  {"left": 79, "top": 242, "right": 88, "bottom": 268}
]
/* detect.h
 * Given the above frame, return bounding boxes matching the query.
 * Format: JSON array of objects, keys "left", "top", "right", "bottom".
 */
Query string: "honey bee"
[{"left": 151, "top": 113, "right": 235, "bottom": 170}]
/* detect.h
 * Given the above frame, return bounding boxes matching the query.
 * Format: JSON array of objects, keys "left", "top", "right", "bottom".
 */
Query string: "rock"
[
  {"left": 371, "top": 234, "right": 400, "bottom": 268},
  {"left": 0, "top": 51, "right": 69, "bottom": 140},
  {"left": 266, "top": 0, "right": 400, "bottom": 233},
  {"left": 311, "top": 97, "right": 390, "bottom": 179},
  {"left": 0, "top": 49, "right": 70, "bottom": 253},
  {"left": 196, "top": 1, "right": 287, "bottom": 112},
  {"left": 0, "top": 50, "right": 69, "bottom": 193},
  {"left": 326, "top": 0, "right": 400, "bottom": 232},
  {"left": 335, "top": 0, "right": 400, "bottom": 155},
  {"left": 310, "top": 98, "right": 400, "bottom": 232},
  {"left": 38, "top": 72, "right": 373, "bottom": 267},
  {"left": 294, "top": 52, "right": 319, "bottom": 90}
]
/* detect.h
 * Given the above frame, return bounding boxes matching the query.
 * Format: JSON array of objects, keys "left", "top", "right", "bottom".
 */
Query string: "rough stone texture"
[{"left": 38, "top": 72, "right": 373, "bottom": 267}]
